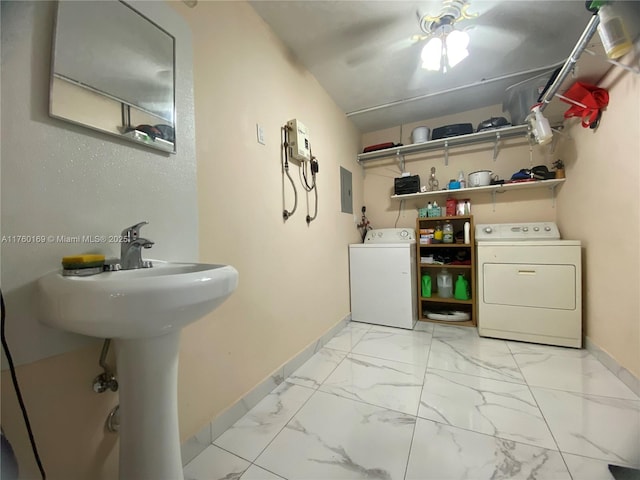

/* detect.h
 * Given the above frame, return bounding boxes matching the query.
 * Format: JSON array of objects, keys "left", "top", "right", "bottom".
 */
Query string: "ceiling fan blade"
[
  {"left": 346, "top": 36, "right": 418, "bottom": 67},
  {"left": 465, "top": 24, "right": 522, "bottom": 49},
  {"left": 304, "top": 12, "right": 407, "bottom": 68},
  {"left": 410, "top": 33, "right": 430, "bottom": 43}
]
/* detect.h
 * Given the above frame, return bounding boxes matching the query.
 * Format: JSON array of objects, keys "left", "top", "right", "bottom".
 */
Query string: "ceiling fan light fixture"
[
  {"left": 420, "top": 26, "right": 469, "bottom": 72},
  {"left": 446, "top": 29, "right": 469, "bottom": 50},
  {"left": 421, "top": 37, "right": 443, "bottom": 71},
  {"left": 445, "top": 29, "right": 469, "bottom": 67},
  {"left": 416, "top": 1, "right": 475, "bottom": 74}
]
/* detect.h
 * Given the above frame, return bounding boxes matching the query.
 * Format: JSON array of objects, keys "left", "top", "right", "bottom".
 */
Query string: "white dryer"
[
  {"left": 476, "top": 222, "right": 582, "bottom": 348},
  {"left": 349, "top": 228, "right": 417, "bottom": 329}
]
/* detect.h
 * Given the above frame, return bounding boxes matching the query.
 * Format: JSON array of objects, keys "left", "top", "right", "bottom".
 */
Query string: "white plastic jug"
[
  {"left": 437, "top": 268, "right": 453, "bottom": 298},
  {"left": 411, "top": 126, "right": 430, "bottom": 144}
]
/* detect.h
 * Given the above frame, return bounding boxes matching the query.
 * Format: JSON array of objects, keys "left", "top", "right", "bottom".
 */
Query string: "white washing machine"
[
  {"left": 476, "top": 222, "right": 582, "bottom": 348},
  {"left": 349, "top": 228, "right": 417, "bottom": 329}
]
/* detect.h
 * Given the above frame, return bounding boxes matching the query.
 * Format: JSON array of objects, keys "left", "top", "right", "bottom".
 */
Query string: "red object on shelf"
[
  {"left": 446, "top": 198, "right": 457, "bottom": 216},
  {"left": 560, "top": 81, "right": 609, "bottom": 128},
  {"left": 363, "top": 142, "right": 401, "bottom": 153},
  {"left": 449, "top": 260, "right": 472, "bottom": 265}
]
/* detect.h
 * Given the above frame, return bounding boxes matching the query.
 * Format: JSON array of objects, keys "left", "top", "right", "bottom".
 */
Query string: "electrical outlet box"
[{"left": 287, "top": 119, "right": 311, "bottom": 162}]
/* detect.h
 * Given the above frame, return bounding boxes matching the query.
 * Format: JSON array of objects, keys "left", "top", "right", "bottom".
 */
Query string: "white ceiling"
[{"left": 249, "top": 0, "right": 612, "bottom": 132}]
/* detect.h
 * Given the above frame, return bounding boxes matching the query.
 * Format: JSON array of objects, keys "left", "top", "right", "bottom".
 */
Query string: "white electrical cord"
[
  {"left": 302, "top": 144, "right": 319, "bottom": 224},
  {"left": 281, "top": 125, "right": 298, "bottom": 220},
  {"left": 298, "top": 160, "right": 316, "bottom": 192},
  {"left": 394, "top": 200, "right": 404, "bottom": 227},
  {"left": 306, "top": 178, "right": 318, "bottom": 225}
]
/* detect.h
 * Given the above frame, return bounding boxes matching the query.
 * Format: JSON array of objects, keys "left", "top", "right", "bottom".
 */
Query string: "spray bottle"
[{"left": 531, "top": 104, "right": 553, "bottom": 145}]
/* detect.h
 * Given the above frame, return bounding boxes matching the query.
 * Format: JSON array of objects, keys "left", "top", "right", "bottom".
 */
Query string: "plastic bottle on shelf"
[
  {"left": 428, "top": 166, "right": 439, "bottom": 192},
  {"left": 421, "top": 274, "right": 432, "bottom": 298},
  {"left": 454, "top": 274, "right": 470, "bottom": 300},
  {"left": 597, "top": 4, "right": 632, "bottom": 59},
  {"left": 433, "top": 200, "right": 440, "bottom": 216},
  {"left": 427, "top": 201, "right": 432, "bottom": 216},
  {"left": 443, "top": 220, "right": 454, "bottom": 244},
  {"left": 434, "top": 222, "right": 443, "bottom": 243},
  {"left": 458, "top": 171, "right": 466, "bottom": 189},
  {"left": 464, "top": 221, "right": 470, "bottom": 244},
  {"left": 437, "top": 268, "right": 453, "bottom": 298},
  {"left": 531, "top": 105, "right": 553, "bottom": 145}
]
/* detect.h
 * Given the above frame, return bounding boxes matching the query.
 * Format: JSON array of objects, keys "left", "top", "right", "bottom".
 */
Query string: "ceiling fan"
[
  {"left": 415, "top": 0, "right": 477, "bottom": 38},
  {"left": 411, "top": 0, "right": 479, "bottom": 72}
]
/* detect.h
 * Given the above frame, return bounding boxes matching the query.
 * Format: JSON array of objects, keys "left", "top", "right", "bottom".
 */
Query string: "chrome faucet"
[{"left": 120, "top": 221, "right": 154, "bottom": 270}]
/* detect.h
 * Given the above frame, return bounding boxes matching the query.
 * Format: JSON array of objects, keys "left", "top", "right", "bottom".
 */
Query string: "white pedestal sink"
[{"left": 38, "top": 261, "right": 239, "bottom": 480}]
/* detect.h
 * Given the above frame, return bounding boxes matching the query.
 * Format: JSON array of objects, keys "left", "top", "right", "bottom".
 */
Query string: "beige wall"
[
  {"left": 51, "top": 77, "right": 123, "bottom": 135},
  {"left": 173, "top": 0, "right": 363, "bottom": 441},
  {"left": 2, "top": 1, "right": 361, "bottom": 478},
  {"left": 556, "top": 63, "right": 639, "bottom": 378},
  {"left": 361, "top": 105, "right": 560, "bottom": 230},
  {"left": 1, "top": 345, "right": 120, "bottom": 479}
]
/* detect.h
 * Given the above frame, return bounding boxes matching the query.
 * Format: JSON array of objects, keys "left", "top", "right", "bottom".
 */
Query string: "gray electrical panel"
[{"left": 340, "top": 167, "right": 353, "bottom": 214}]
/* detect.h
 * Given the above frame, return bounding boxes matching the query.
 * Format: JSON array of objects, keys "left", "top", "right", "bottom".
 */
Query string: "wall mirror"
[{"left": 50, "top": 0, "right": 176, "bottom": 153}]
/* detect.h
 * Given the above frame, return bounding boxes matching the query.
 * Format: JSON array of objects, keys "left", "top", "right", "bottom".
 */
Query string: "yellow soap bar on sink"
[{"left": 62, "top": 254, "right": 105, "bottom": 269}]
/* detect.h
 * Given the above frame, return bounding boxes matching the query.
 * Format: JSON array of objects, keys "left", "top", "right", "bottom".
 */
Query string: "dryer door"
[{"left": 483, "top": 263, "right": 576, "bottom": 310}]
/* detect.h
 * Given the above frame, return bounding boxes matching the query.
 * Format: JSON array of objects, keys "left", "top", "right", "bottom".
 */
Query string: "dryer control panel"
[
  {"left": 364, "top": 228, "right": 416, "bottom": 244},
  {"left": 475, "top": 222, "right": 560, "bottom": 241}
]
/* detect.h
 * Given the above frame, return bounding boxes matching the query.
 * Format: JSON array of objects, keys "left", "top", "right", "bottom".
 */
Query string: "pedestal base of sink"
[{"left": 115, "top": 332, "right": 183, "bottom": 480}]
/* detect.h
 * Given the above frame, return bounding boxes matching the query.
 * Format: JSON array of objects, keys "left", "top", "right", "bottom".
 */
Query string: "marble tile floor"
[{"left": 184, "top": 321, "right": 640, "bottom": 480}]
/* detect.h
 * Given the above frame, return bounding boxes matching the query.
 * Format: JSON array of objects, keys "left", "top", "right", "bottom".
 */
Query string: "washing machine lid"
[
  {"left": 364, "top": 228, "right": 415, "bottom": 244},
  {"left": 476, "top": 222, "right": 560, "bottom": 241}
]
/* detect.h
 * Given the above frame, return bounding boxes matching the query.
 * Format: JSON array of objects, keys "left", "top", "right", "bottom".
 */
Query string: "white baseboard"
[
  {"left": 181, "top": 314, "right": 351, "bottom": 466},
  {"left": 585, "top": 336, "right": 640, "bottom": 398}
]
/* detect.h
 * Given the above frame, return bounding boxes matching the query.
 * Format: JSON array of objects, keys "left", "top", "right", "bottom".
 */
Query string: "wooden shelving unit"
[{"left": 416, "top": 215, "right": 476, "bottom": 328}]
